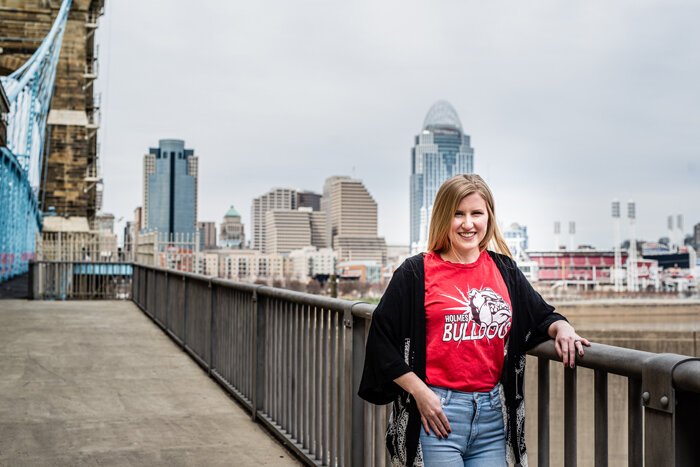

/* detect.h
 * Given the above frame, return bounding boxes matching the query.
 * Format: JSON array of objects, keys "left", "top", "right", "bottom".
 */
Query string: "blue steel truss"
[
  {"left": 0, "top": 0, "right": 72, "bottom": 282},
  {"left": 0, "top": 148, "right": 42, "bottom": 281}
]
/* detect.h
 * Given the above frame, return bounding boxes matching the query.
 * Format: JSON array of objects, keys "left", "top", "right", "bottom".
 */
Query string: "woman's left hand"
[{"left": 548, "top": 321, "right": 590, "bottom": 368}]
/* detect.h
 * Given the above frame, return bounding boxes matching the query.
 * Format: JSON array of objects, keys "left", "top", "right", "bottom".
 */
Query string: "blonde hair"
[{"left": 427, "top": 174, "right": 512, "bottom": 258}]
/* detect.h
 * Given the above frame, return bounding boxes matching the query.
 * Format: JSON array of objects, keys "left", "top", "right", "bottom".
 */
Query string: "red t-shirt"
[{"left": 424, "top": 250, "right": 513, "bottom": 392}]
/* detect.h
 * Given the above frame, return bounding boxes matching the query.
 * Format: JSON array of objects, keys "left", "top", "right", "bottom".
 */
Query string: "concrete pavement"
[{"left": 0, "top": 300, "right": 301, "bottom": 467}]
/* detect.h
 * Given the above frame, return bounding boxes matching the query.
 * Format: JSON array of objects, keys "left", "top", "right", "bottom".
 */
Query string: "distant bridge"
[{"left": 0, "top": 0, "right": 72, "bottom": 282}]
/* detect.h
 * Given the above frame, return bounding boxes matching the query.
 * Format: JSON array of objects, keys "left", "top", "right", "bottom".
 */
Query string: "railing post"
[
  {"left": 642, "top": 354, "right": 700, "bottom": 466},
  {"left": 594, "top": 370, "right": 608, "bottom": 467},
  {"left": 340, "top": 305, "right": 355, "bottom": 467},
  {"left": 164, "top": 270, "right": 170, "bottom": 329},
  {"left": 252, "top": 286, "right": 266, "bottom": 421},
  {"left": 131, "top": 265, "right": 137, "bottom": 305},
  {"left": 147, "top": 267, "right": 156, "bottom": 323},
  {"left": 208, "top": 279, "right": 215, "bottom": 375},
  {"left": 182, "top": 275, "right": 187, "bottom": 348},
  {"left": 627, "top": 377, "right": 643, "bottom": 467},
  {"left": 538, "top": 357, "right": 550, "bottom": 467},
  {"left": 28, "top": 261, "right": 34, "bottom": 299},
  {"left": 564, "top": 367, "right": 577, "bottom": 467},
  {"left": 675, "top": 386, "right": 700, "bottom": 465},
  {"left": 349, "top": 305, "right": 366, "bottom": 467},
  {"left": 143, "top": 265, "right": 148, "bottom": 310}
]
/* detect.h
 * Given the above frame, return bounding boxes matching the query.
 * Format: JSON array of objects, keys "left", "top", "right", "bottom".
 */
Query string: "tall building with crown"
[{"left": 410, "top": 101, "right": 474, "bottom": 253}]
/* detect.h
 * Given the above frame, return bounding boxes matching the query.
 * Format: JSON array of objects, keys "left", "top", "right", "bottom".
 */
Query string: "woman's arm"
[
  {"left": 547, "top": 320, "right": 590, "bottom": 368},
  {"left": 358, "top": 262, "right": 414, "bottom": 403},
  {"left": 394, "top": 372, "right": 451, "bottom": 439}
]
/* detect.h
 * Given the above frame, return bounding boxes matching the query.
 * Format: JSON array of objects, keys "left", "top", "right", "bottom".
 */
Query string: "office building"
[
  {"left": 219, "top": 205, "right": 245, "bottom": 249},
  {"left": 218, "top": 250, "right": 285, "bottom": 283},
  {"left": 142, "top": 139, "right": 198, "bottom": 236},
  {"left": 410, "top": 100, "right": 474, "bottom": 253},
  {"left": 251, "top": 188, "right": 297, "bottom": 250},
  {"left": 265, "top": 208, "right": 328, "bottom": 255},
  {"left": 503, "top": 223, "right": 528, "bottom": 256},
  {"left": 198, "top": 252, "right": 219, "bottom": 276},
  {"left": 134, "top": 206, "right": 143, "bottom": 234},
  {"left": 197, "top": 221, "right": 217, "bottom": 250},
  {"left": 93, "top": 212, "right": 115, "bottom": 233},
  {"left": 297, "top": 190, "right": 322, "bottom": 211},
  {"left": 322, "top": 176, "right": 386, "bottom": 264},
  {"left": 286, "top": 246, "right": 335, "bottom": 282},
  {"left": 337, "top": 260, "right": 382, "bottom": 284}
]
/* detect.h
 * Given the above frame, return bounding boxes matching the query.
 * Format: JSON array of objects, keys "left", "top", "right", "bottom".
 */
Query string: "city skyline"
[{"left": 95, "top": 1, "right": 699, "bottom": 250}]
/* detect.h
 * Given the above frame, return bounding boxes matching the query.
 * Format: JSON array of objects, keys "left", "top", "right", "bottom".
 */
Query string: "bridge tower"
[{"left": 0, "top": 0, "right": 105, "bottom": 222}]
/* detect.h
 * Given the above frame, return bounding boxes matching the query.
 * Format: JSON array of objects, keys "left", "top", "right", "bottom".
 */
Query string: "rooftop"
[{"left": 422, "top": 99, "right": 463, "bottom": 133}]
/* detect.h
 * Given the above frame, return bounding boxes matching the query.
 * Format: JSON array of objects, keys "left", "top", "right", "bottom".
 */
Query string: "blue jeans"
[{"left": 419, "top": 385, "right": 506, "bottom": 467}]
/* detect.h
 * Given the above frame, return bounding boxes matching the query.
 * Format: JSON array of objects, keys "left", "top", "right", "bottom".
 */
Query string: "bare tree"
[
  {"left": 286, "top": 280, "right": 305, "bottom": 292},
  {"left": 306, "top": 280, "right": 322, "bottom": 295}
]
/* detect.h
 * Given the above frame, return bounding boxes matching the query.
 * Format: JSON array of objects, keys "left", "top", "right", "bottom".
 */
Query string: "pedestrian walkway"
[{"left": 0, "top": 300, "right": 301, "bottom": 467}]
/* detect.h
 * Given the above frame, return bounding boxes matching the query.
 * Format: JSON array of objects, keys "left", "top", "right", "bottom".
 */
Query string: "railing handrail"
[{"left": 529, "top": 340, "right": 700, "bottom": 393}]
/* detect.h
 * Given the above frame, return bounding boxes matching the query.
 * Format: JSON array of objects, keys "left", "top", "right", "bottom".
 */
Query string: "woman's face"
[{"left": 448, "top": 193, "right": 489, "bottom": 263}]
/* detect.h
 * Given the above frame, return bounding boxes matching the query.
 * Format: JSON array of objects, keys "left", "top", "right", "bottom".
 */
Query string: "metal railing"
[
  {"left": 131, "top": 263, "right": 700, "bottom": 467},
  {"left": 31, "top": 261, "right": 132, "bottom": 300}
]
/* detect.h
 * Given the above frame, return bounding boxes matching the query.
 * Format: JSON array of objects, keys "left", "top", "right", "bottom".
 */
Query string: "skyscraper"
[
  {"left": 410, "top": 101, "right": 474, "bottom": 253},
  {"left": 322, "top": 176, "right": 386, "bottom": 264},
  {"left": 197, "top": 221, "right": 217, "bottom": 250},
  {"left": 250, "top": 188, "right": 297, "bottom": 251},
  {"left": 142, "top": 139, "right": 198, "bottom": 236}
]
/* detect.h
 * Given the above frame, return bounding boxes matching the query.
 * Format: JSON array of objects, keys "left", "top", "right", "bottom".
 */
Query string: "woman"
[{"left": 358, "top": 174, "right": 589, "bottom": 467}]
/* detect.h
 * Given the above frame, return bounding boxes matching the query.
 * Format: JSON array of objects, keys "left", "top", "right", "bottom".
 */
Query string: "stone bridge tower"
[{"left": 0, "top": 0, "right": 105, "bottom": 224}]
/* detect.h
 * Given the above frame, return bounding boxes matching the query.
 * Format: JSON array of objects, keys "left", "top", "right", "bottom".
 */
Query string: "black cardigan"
[{"left": 358, "top": 251, "right": 565, "bottom": 467}]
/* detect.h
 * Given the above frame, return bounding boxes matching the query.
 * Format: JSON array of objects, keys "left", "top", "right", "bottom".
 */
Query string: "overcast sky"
[{"left": 95, "top": 0, "right": 699, "bottom": 250}]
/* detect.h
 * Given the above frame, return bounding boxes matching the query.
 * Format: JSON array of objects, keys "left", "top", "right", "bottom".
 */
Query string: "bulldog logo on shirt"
[{"left": 440, "top": 286, "right": 512, "bottom": 342}]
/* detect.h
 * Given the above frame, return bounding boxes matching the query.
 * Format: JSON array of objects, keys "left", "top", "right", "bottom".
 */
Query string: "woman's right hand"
[
  {"left": 393, "top": 372, "right": 451, "bottom": 438},
  {"left": 414, "top": 384, "right": 451, "bottom": 439}
]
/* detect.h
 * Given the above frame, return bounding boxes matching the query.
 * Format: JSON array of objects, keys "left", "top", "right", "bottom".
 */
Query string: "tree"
[
  {"left": 306, "top": 280, "right": 322, "bottom": 295},
  {"left": 355, "top": 281, "right": 371, "bottom": 297},
  {"left": 338, "top": 280, "right": 356, "bottom": 297},
  {"left": 286, "top": 280, "right": 305, "bottom": 292}
]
